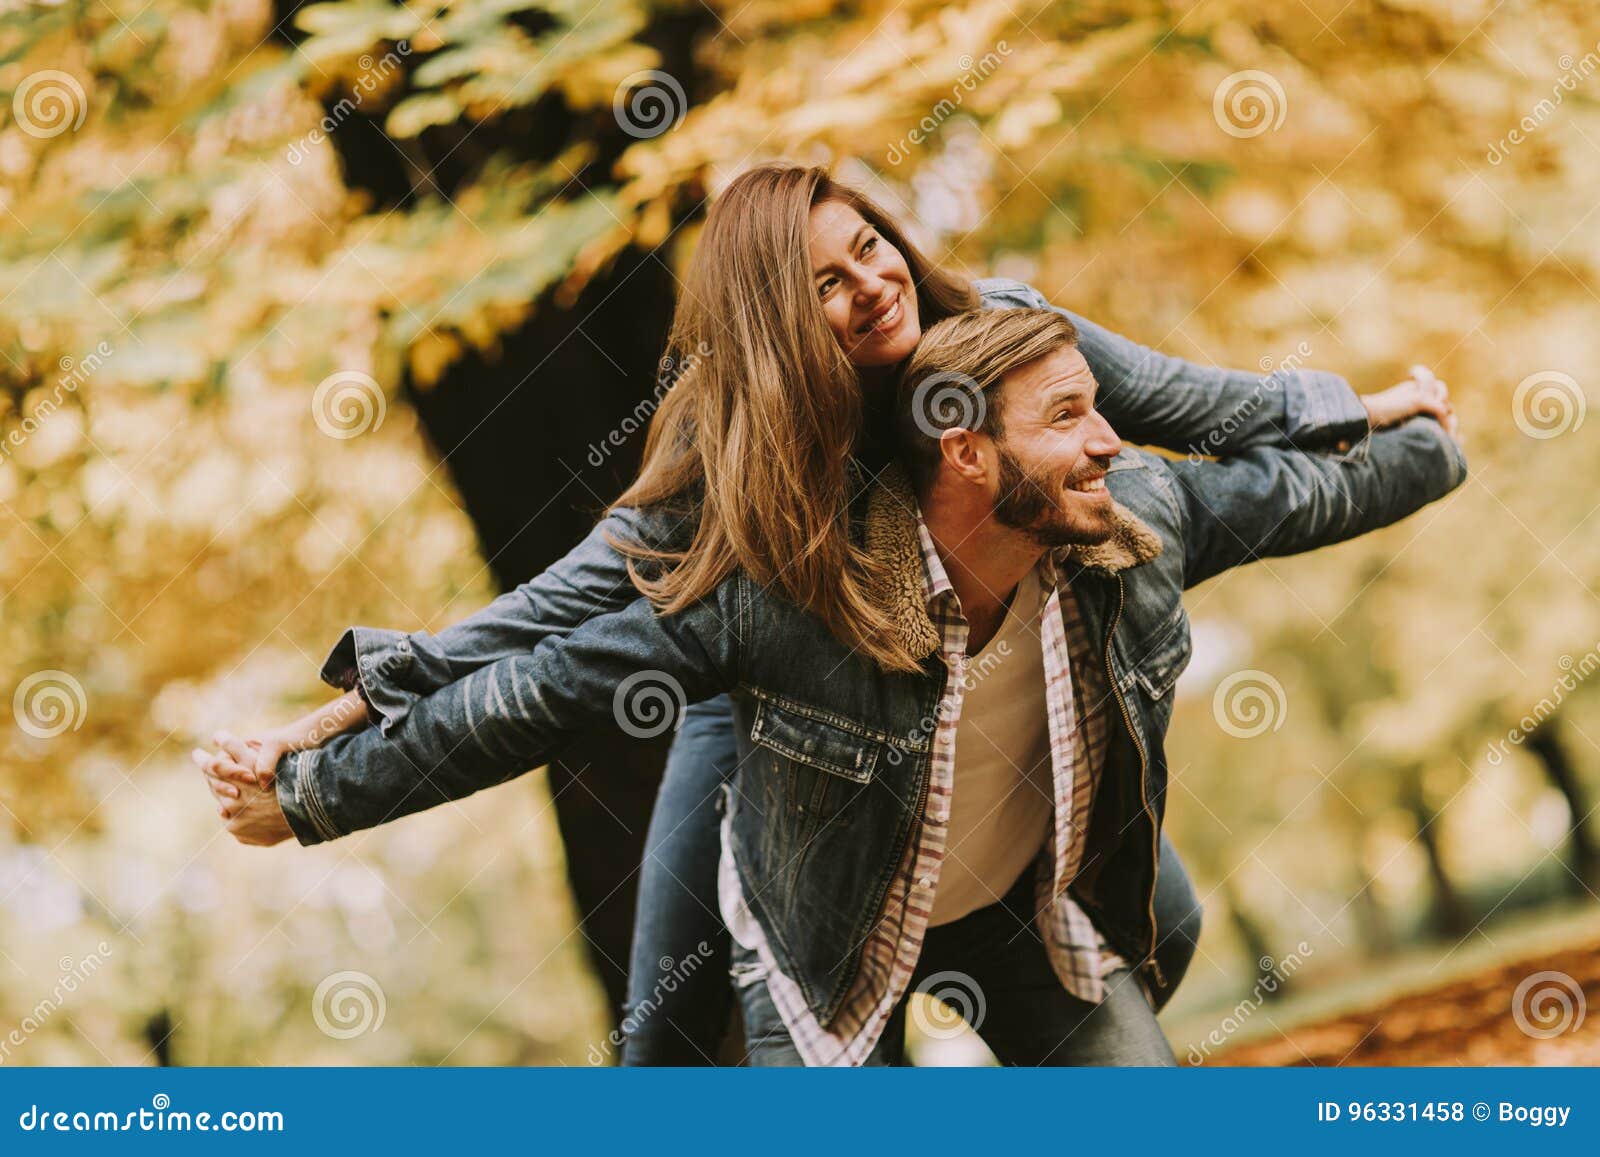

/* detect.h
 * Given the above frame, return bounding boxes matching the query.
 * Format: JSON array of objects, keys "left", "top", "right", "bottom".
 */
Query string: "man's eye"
[{"left": 861, "top": 236, "right": 877, "bottom": 256}]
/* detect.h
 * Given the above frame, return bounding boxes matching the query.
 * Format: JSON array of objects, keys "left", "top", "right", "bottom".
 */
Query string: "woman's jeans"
[
  {"left": 620, "top": 694, "right": 1204, "bottom": 1065},
  {"left": 733, "top": 867, "right": 1178, "bottom": 1066}
]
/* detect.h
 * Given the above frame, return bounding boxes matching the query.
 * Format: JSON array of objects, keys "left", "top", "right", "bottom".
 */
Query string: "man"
[{"left": 202, "top": 308, "right": 1466, "bottom": 1065}]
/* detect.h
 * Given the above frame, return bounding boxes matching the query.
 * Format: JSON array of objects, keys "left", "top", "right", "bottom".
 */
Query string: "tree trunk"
[
  {"left": 1217, "top": 878, "right": 1282, "bottom": 996},
  {"left": 269, "top": 0, "right": 714, "bottom": 1027},
  {"left": 402, "top": 249, "right": 681, "bottom": 1021},
  {"left": 1400, "top": 771, "right": 1472, "bottom": 939},
  {"left": 1525, "top": 718, "right": 1599, "bottom": 893}
]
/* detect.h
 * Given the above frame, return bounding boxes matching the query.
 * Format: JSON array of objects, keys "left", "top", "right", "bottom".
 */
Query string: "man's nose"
[{"left": 1086, "top": 411, "right": 1123, "bottom": 459}]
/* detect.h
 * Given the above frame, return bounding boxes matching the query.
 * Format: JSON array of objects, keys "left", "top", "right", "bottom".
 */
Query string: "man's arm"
[
  {"left": 978, "top": 279, "right": 1372, "bottom": 455},
  {"left": 269, "top": 582, "right": 742, "bottom": 846},
  {"left": 319, "top": 501, "right": 700, "bottom": 736},
  {"left": 1163, "top": 416, "right": 1468, "bottom": 590}
]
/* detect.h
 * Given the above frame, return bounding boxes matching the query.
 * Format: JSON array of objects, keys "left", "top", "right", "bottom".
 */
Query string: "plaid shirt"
[{"left": 720, "top": 508, "right": 1125, "bottom": 1066}]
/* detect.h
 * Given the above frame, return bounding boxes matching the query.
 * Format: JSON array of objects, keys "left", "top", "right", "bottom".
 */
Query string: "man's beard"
[{"left": 993, "top": 443, "right": 1117, "bottom": 549}]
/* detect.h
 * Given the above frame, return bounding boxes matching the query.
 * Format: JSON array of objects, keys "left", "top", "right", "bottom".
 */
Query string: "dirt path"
[{"left": 1214, "top": 938, "right": 1600, "bottom": 1066}]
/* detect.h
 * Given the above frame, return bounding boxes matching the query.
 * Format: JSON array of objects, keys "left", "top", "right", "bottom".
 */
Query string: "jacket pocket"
[
  {"left": 747, "top": 696, "right": 885, "bottom": 837},
  {"left": 748, "top": 696, "right": 882, "bottom": 783},
  {"left": 1130, "top": 608, "right": 1193, "bottom": 700}
]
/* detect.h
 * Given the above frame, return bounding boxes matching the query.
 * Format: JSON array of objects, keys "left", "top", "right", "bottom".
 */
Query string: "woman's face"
[{"left": 807, "top": 199, "right": 921, "bottom": 368}]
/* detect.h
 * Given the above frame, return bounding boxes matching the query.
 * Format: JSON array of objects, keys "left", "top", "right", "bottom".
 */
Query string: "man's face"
[{"left": 987, "top": 345, "right": 1124, "bottom": 548}]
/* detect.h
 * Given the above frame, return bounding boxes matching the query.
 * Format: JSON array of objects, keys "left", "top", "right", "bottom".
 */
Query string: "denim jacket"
[
  {"left": 278, "top": 417, "right": 1466, "bottom": 1027},
  {"left": 313, "top": 278, "right": 1370, "bottom": 742}
]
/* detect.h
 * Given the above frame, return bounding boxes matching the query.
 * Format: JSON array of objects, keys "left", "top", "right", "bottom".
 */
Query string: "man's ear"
[{"left": 937, "top": 427, "right": 991, "bottom": 484}]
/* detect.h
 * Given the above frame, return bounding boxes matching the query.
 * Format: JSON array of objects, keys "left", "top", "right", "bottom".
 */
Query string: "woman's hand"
[
  {"left": 1360, "top": 365, "right": 1459, "bottom": 440},
  {"left": 191, "top": 689, "right": 370, "bottom": 826}
]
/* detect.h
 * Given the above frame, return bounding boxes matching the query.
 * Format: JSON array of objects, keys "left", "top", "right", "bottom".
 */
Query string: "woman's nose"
[{"left": 853, "top": 269, "right": 887, "bottom": 303}]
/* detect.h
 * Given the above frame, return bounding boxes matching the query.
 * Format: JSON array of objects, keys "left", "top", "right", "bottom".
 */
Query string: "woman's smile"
[{"left": 856, "top": 293, "right": 905, "bottom": 338}]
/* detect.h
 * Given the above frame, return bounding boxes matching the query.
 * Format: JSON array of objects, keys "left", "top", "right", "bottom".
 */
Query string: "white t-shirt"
[{"left": 928, "top": 567, "right": 1054, "bottom": 927}]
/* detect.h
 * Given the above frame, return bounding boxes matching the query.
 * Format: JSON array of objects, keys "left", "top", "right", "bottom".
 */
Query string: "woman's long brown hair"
[{"left": 609, "top": 164, "right": 976, "bottom": 673}]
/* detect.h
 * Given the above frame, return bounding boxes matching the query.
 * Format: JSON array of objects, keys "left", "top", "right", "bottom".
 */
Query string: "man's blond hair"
[{"left": 896, "top": 307, "right": 1079, "bottom": 487}]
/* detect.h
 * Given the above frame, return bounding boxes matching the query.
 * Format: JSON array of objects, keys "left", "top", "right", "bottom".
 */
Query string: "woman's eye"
[
  {"left": 817, "top": 278, "right": 836, "bottom": 299},
  {"left": 861, "top": 237, "right": 877, "bottom": 257}
]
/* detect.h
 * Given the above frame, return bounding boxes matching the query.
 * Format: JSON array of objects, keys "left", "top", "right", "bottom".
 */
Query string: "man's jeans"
[
  {"left": 733, "top": 865, "right": 1179, "bottom": 1066},
  {"left": 621, "top": 695, "right": 1203, "bottom": 1065}
]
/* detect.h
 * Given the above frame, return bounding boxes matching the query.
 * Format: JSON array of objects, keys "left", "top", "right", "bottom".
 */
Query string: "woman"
[{"left": 199, "top": 164, "right": 1453, "bottom": 1063}]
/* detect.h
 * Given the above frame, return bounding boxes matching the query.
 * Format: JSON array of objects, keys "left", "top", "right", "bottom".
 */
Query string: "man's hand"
[
  {"left": 192, "top": 739, "right": 293, "bottom": 846},
  {"left": 1360, "top": 365, "right": 1459, "bottom": 440}
]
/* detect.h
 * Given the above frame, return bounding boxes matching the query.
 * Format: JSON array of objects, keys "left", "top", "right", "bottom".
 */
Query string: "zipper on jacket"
[{"left": 1102, "top": 573, "right": 1163, "bottom": 989}]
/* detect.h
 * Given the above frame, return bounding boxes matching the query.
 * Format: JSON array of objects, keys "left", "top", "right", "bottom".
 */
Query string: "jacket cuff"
[
  {"left": 275, "top": 748, "right": 340, "bottom": 846},
  {"left": 1283, "top": 369, "right": 1371, "bottom": 454},
  {"left": 318, "top": 627, "right": 420, "bottom": 737}
]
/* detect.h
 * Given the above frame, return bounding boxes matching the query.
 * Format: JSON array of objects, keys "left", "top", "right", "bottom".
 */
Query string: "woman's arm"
[
  {"left": 976, "top": 279, "right": 1450, "bottom": 457},
  {"left": 1168, "top": 414, "right": 1468, "bottom": 590},
  {"left": 209, "top": 579, "right": 742, "bottom": 847},
  {"left": 317, "top": 501, "right": 698, "bottom": 738},
  {"left": 192, "top": 688, "right": 371, "bottom": 796}
]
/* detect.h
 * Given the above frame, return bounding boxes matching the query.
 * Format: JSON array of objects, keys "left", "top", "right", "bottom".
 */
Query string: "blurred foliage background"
[{"left": 2, "top": 0, "right": 1597, "bottom": 1064}]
